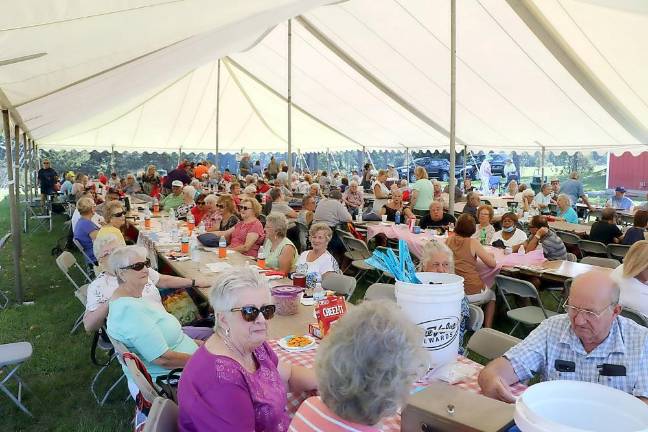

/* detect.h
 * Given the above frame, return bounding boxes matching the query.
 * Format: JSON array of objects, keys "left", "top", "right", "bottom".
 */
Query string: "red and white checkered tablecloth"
[{"left": 270, "top": 340, "right": 526, "bottom": 432}]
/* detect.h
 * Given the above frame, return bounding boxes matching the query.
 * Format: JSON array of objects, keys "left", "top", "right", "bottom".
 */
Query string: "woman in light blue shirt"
[
  {"left": 106, "top": 246, "right": 198, "bottom": 393},
  {"left": 555, "top": 194, "right": 578, "bottom": 224}
]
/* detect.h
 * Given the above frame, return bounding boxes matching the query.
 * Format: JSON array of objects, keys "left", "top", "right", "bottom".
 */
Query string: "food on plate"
[{"left": 287, "top": 335, "right": 312, "bottom": 348}]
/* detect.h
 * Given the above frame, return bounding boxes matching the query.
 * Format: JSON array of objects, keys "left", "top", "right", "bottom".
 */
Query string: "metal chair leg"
[
  {"left": 0, "top": 365, "right": 32, "bottom": 416},
  {"left": 70, "top": 312, "right": 84, "bottom": 334}
]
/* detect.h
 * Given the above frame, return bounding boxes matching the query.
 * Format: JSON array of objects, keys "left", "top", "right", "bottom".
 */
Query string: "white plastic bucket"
[
  {"left": 515, "top": 380, "right": 648, "bottom": 432},
  {"left": 395, "top": 272, "right": 464, "bottom": 369}
]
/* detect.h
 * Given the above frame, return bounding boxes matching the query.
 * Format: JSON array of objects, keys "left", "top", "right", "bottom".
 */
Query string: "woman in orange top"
[{"left": 446, "top": 214, "right": 497, "bottom": 328}]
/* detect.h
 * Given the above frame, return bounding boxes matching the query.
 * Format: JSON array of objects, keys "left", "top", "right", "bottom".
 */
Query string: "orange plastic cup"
[
  {"left": 219, "top": 247, "right": 227, "bottom": 259},
  {"left": 181, "top": 241, "right": 189, "bottom": 253},
  {"left": 257, "top": 258, "right": 266, "bottom": 269},
  {"left": 187, "top": 222, "right": 195, "bottom": 233},
  {"left": 153, "top": 204, "right": 160, "bottom": 213},
  {"left": 144, "top": 218, "right": 151, "bottom": 229}
]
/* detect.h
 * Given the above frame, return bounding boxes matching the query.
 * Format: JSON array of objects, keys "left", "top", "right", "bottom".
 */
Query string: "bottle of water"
[
  {"left": 169, "top": 209, "right": 179, "bottom": 242},
  {"left": 313, "top": 281, "right": 325, "bottom": 303},
  {"left": 190, "top": 233, "right": 201, "bottom": 262},
  {"left": 480, "top": 227, "right": 487, "bottom": 245},
  {"left": 395, "top": 210, "right": 401, "bottom": 225}
]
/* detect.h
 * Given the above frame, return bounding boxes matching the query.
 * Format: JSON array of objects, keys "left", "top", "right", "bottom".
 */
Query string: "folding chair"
[
  {"left": 91, "top": 328, "right": 128, "bottom": 406},
  {"left": 547, "top": 278, "right": 572, "bottom": 311},
  {"left": 495, "top": 275, "right": 557, "bottom": 335},
  {"left": 293, "top": 221, "right": 310, "bottom": 254},
  {"left": 578, "top": 239, "right": 609, "bottom": 257},
  {"left": 466, "top": 328, "right": 521, "bottom": 361},
  {"left": 620, "top": 307, "right": 648, "bottom": 328},
  {"left": 580, "top": 256, "right": 620, "bottom": 269},
  {"left": 321, "top": 273, "right": 357, "bottom": 300},
  {"left": 144, "top": 397, "right": 179, "bottom": 432},
  {"left": 363, "top": 283, "right": 396, "bottom": 302},
  {"left": 555, "top": 230, "right": 581, "bottom": 246},
  {"left": 23, "top": 195, "right": 53, "bottom": 233},
  {"left": 607, "top": 244, "right": 631, "bottom": 262},
  {"left": 55, "top": 251, "right": 92, "bottom": 334},
  {"left": 343, "top": 237, "right": 374, "bottom": 280},
  {"left": 467, "top": 304, "right": 484, "bottom": 332},
  {"left": 0, "top": 342, "right": 33, "bottom": 416}
]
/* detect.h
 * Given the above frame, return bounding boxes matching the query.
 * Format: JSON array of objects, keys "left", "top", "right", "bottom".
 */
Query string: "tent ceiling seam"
[
  {"left": 194, "top": 75, "right": 233, "bottom": 148},
  {"left": 556, "top": 0, "right": 648, "bottom": 113},
  {"left": 41, "top": 70, "right": 192, "bottom": 143},
  {"left": 226, "top": 57, "right": 365, "bottom": 148},
  {"left": 178, "top": 62, "right": 217, "bottom": 149},
  {"left": 164, "top": 71, "right": 196, "bottom": 150},
  {"left": 0, "top": 0, "right": 185, "bottom": 32},
  {"left": 502, "top": 0, "right": 648, "bottom": 143},
  {"left": 296, "top": 15, "right": 469, "bottom": 148},
  {"left": 392, "top": 0, "right": 563, "bottom": 146}
]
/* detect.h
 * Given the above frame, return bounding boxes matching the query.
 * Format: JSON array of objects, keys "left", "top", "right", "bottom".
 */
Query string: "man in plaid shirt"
[{"left": 479, "top": 271, "right": 648, "bottom": 404}]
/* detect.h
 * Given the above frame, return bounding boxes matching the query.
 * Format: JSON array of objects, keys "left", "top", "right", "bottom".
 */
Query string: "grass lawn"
[
  {"left": 0, "top": 197, "right": 132, "bottom": 431},
  {"left": 0, "top": 196, "right": 562, "bottom": 430}
]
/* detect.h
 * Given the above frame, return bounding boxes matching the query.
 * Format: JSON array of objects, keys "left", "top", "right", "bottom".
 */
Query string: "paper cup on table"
[
  {"left": 515, "top": 380, "right": 648, "bottom": 432},
  {"left": 395, "top": 272, "right": 464, "bottom": 370},
  {"left": 381, "top": 214, "right": 388, "bottom": 222}
]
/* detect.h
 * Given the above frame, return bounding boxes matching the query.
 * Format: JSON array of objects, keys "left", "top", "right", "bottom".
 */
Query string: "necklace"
[{"left": 221, "top": 333, "right": 255, "bottom": 370}]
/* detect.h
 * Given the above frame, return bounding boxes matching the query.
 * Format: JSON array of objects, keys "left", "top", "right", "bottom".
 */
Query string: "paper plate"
[{"left": 278, "top": 334, "right": 317, "bottom": 352}]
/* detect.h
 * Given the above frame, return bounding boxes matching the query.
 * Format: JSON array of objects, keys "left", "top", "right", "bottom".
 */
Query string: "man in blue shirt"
[
  {"left": 606, "top": 186, "right": 634, "bottom": 211},
  {"left": 478, "top": 271, "right": 648, "bottom": 404},
  {"left": 560, "top": 171, "right": 593, "bottom": 210}
]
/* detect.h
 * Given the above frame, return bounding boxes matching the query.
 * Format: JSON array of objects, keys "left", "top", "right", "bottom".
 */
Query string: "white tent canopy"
[{"left": 0, "top": 0, "right": 647, "bottom": 155}]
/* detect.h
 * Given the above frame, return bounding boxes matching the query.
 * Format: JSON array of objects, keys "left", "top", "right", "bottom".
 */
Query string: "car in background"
[
  {"left": 457, "top": 154, "right": 508, "bottom": 180},
  {"left": 396, "top": 157, "right": 451, "bottom": 182}
]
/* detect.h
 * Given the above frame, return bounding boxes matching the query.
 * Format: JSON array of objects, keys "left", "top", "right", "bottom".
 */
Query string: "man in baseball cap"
[
  {"left": 606, "top": 186, "right": 634, "bottom": 211},
  {"left": 161, "top": 180, "right": 185, "bottom": 210}
]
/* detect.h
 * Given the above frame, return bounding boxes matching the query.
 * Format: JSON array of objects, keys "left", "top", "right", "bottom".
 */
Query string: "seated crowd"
[{"left": 50, "top": 155, "right": 648, "bottom": 430}]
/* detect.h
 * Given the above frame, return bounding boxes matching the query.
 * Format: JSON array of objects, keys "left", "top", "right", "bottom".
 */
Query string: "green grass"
[{"left": 0, "top": 198, "right": 131, "bottom": 431}]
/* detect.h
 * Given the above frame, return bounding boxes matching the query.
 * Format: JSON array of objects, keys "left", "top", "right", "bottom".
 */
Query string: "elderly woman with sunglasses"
[
  {"left": 96, "top": 200, "right": 128, "bottom": 246},
  {"left": 85, "top": 239, "right": 211, "bottom": 336},
  {"left": 212, "top": 197, "right": 265, "bottom": 257},
  {"left": 175, "top": 185, "right": 196, "bottom": 219},
  {"left": 190, "top": 193, "right": 207, "bottom": 225},
  {"left": 178, "top": 267, "right": 317, "bottom": 432},
  {"left": 106, "top": 246, "right": 201, "bottom": 397}
]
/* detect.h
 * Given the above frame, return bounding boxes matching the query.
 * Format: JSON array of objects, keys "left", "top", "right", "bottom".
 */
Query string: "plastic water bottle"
[
  {"left": 257, "top": 246, "right": 266, "bottom": 269},
  {"left": 313, "top": 281, "right": 325, "bottom": 303},
  {"left": 395, "top": 210, "right": 401, "bottom": 225},
  {"left": 480, "top": 228, "right": 487, "bottom": 245},
  {"left": 168, "top": 209, "right": 179, "bottom": 242},
  {"left": 190, "top": 234, "right": 201, "bottom": 262}
]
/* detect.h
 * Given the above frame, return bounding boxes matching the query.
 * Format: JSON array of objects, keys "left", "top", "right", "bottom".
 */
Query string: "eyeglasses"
[
  {"left": 111, "top": 211, "right": 126, "bottom": 218},
  {"left": 120, "top": 258, "right": 151, "bottom": 271},
  {"left": 563, "top": 303, "right": 613, "bottom": 320},
  {"left": 216, "top": 204, "right": 225, "bottom": 209},
  {"left": 238, "top": 205, "right": 252, "bottom": 211},
  {"left": 230, "top": 305, "right": 276, "bottom": 322},
  {"left": 197, "top": 201, "right": 205, "bottom": 205}
]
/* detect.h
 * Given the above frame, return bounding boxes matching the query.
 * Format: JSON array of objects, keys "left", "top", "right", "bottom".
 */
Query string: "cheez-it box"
[{"left": 314, "top": 295, "right": 347, "bottom": 338}]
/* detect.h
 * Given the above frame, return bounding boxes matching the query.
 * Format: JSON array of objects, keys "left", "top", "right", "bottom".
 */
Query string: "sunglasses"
[
  {"left": 238, "top": 205, "right": 252, "bottom": 211},
  {"left": 120, "top": 258, "right": 151, "bottom": 271},
  {"left": 197, "top": 201, "right": 205, "bottom": 205},
  {"left": 112, "top": 211, "right": 126, "bottom": 218},
  {"left": 230, "top": 305, "right": 276, "bottom": 322},
  {"left": 216, "top": 204, "right": 225, "bottom": 209}
]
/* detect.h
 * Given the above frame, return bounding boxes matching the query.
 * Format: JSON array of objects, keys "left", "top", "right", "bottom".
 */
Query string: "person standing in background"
[
  {"left": 479, "top": 156, "right": 492, "bottom": 194},
  {"left": 560, "top": 171, "right": 593, "bottom": 210},
  {"left": 239, "top": 152, "right": 251, "bottom": 177},
  {"left": 38, "top": 159, "right": 58, "bottom": 206}
]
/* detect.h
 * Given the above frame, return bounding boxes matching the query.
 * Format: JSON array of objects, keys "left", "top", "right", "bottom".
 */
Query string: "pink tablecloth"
[
  {"left": 367, "top": 224, "right": 546, "bottom": 287},
  {"left": 270, "top": 340, "right": 526, "bottom": 431}
]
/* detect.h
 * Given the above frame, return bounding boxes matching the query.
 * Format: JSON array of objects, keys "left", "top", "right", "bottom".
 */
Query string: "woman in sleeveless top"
[
  {"left": 372, "top": 170, "right": 390, "bottom": 213},
  {"left": 446, "top": 214, "right": 497, "bottom": 328}
]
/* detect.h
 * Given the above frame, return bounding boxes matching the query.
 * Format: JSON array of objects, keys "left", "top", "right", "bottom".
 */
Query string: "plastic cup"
[
  {"left": 381, "top": 215, "right": 388, "bottom": 222},
  {"left": 292, "top": 273, "right": 306, "bottom": 288},
  {"left": 181, "top": 238, "right": 189, "bottom": 253},
  {"left": 144, "top": 217, "right": 151, "bottom": 229},
  {"left": 153, "top": 204, "right": 159, "bottom": 213},
  {"left": 257, "top": 258, "right": 266, "bottom": 269},
  {"left": 218, "top": 246, "right": 227, "bottom": 259}
]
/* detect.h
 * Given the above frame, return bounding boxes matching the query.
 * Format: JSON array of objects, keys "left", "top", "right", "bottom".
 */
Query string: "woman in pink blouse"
[
  {"left": 177, "top": 268, "right": 317, "bottom": 431},
  {"left": 212, "top": 197, "right": 265, "bottom": 257}
]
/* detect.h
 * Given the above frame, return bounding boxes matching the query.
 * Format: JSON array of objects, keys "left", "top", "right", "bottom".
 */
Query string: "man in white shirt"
[
  {"left": 386, "top": 164, "right": 398, "bottom": 180},
  {"left": 313, "top": 190, "right": 352, "bottom": 227},
  {"left": 479, "top": 157, "right": 492, "bottom": 193},
  {"left": 534, "top": 183, "right": 556, "bottom": 213}
]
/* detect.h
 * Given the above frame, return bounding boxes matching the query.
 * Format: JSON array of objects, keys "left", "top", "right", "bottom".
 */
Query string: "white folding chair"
[
  {"left": 55, "top": 251, "right": 92, "bottom": 333},
  {"left": 0, "top": 342, "right": 33, "bottom": 416}
]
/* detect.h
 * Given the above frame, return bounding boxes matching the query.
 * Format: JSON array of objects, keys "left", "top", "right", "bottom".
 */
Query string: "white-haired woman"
[
  {"left": 73, "top": 197, "right": 101, "bottom": 264},
  {"left": 177, "top": 267, "right": 317, "bottom": 432},
  {"left": 555, "top": 193, "right": 578, "bottom": 224},
  {"left": 175, "top": 185, "right": 196, "bottom": 219},
  {"left": 291, "top": 300, "right": 427, "bottom": 430},
  {"left": 419, "top": 240, "right": 470, "bottom": 353},
  {"left": 308, "top": 183, "right": 323, "bottom": 205},
  {"left": 123, "top": 174, "right": 141, "bottom": 194},
  {"left": 611, "top": 240, "right": 648, "bottom": 317},
  {"left": 262, "top": 213, "right": 297, "bottom": 274},
  {"left": 343, "top": 181, "right": 364, "bottom": 218},
  {"left": 96, "top": 200, "right": 127, "bottom": 245},
  {"left": 106, "top": 246, "right": 199, "bottom": 396},
  {"left": 295, "top": 223, "right": 341, "bottom": 290}
]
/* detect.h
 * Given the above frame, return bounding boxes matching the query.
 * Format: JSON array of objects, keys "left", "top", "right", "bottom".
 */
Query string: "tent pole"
[
  {"left": 32, "top": 140, "right": 37, "bottom": 199},
  {"left": 448, "top": 0, "right": 457, "bottom": 212},
  {"left": 2, "top": 110, "right": 24, "bottom": 304},
  {"left": 287, "top": 19, "right": 293, "bottom": 176},
  {"left": 110, "top": 144, "right": 115, "bottom": 173},
  {"left": 22, "top": 132, "right": 28, "bottom": 204},
  {"left": 327, "top": 148, "right": 330, "bottom": 174},
  {"left": 178, "top": 147, "right": 182, "bottom": 166},
  {"left": 13, "top": 125, "right": 20, "bottom": 198},
  {"left": 541, "top": 145, "right": 546, "bottom": 183},
  {"left": 405, "top": 147, "right": 410, "bottom": 183},
  {"left": 215, "top": 59, "right": 221, "bottom": 171},
  {"left": 463, "top": 145, "right": 467, "bottom": 183}
]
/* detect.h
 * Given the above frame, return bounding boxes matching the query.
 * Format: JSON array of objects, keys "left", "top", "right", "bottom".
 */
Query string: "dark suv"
[
  {"left": 457, "top": 154, "right": 508, "bottom": 180},
  {"left": 397, "top": 157, "right": 450, "bottom": 182}
]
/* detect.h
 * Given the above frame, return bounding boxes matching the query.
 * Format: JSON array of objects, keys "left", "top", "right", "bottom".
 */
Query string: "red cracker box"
[
  {"left": 308, "top": 323, "right": 322, "bottom": 339},
  {"left": 314, "top": 296, "right": 347, "bottom": 338}
]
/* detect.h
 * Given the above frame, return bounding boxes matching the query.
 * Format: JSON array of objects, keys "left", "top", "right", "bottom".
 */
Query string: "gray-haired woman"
[
  {"left": 177, "top": 267, "right": 317, "bottom": 432},
  {"left": 105, "top": 246, "right": 199, "bottom": 397},
  {"left": 262, "top": 213, "right": 297, "bottom": 274},
  {"left": 290, "top": 300, "right": 428, "bottom": 430}
]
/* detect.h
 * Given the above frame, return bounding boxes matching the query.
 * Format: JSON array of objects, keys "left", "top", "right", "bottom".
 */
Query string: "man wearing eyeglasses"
[{"left": 479, "top": 271, "right": 648, "bottom": 404}]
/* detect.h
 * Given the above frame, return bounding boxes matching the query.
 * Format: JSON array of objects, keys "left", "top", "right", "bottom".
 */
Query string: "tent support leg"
[{"left": 448, "top": 0, "right": 457, "bottom": 211}]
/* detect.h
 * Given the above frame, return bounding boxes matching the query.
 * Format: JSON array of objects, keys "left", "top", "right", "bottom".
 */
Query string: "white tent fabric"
[{"left": 0, "top": 0, "right": 646, "bottom": 155}]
